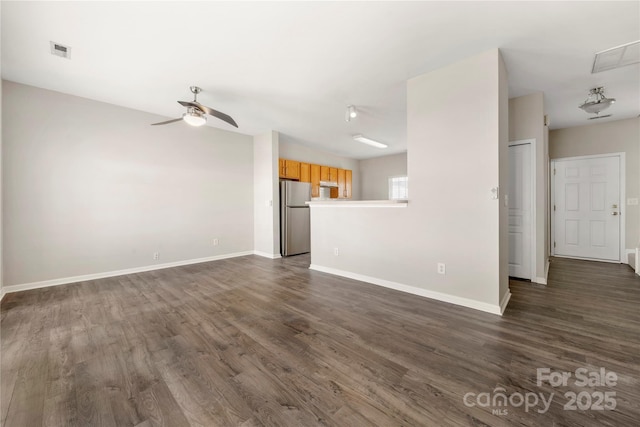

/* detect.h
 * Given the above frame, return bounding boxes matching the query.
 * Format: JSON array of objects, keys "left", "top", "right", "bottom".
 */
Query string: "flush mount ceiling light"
[
  {"left": 592, "top": 40, "right": 640, "bottom": 73},
  {"left": 578, "top": 87, "right": 616, "bottom": 115},
  {"left": 353, "top": 134, "right": 387, "bottom": 149},
  {"left": 345, "top": 105, "right": 357, "bottom": 122},
  {"left": 182, "top": 107, "right": 207, "bottom": 126}
]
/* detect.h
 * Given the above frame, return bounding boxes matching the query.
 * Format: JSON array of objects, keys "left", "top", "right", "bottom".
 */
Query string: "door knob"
[{"left": 612, "top": 212, "right": 619, "bottom": 216}]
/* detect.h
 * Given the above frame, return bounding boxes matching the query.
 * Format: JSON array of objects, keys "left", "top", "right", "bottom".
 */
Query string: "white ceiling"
[{"left": 2, "top": 1, "right": 639, "bottom": 159}]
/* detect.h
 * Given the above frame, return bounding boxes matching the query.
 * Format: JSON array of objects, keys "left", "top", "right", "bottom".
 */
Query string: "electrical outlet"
[
  {"left": 437, "top": 263, "right": 446, "bottom": 275},
  {"left": 213, "top": 238, "right": 219, "bottom": 246},
  {"left": 627, "top": 198, "right": 639, "bottom": 206},
  {"left": 153, "top": 252, "right": 160, "bottom": 260},
  {"left": 334, "top": 248, "right": 339, "bottom": 256}
]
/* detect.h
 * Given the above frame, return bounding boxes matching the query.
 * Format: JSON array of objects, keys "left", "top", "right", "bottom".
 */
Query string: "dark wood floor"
[{"left": 1, "top": 255, "right": 639, "bottom": 426}]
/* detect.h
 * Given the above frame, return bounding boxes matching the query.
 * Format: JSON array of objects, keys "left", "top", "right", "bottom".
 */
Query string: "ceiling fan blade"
[
  {"left": 178, "top": 100, "right": 238, "bottom": 128},
  {"left": 178, "top": 100, "right": 200, "bottom": 109},
  {"left": 151, "top": 117, "right": 183, "bottom": 126},
  {"left": 201, "top": 105, "right": 239, "bottom": 128}
]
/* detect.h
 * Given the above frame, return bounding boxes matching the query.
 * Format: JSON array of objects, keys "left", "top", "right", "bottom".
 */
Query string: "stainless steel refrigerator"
[{"left": 280, "top": 181, "right": 311, "bottom": 257}]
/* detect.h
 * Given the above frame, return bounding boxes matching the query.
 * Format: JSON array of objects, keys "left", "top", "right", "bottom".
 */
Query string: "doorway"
[
  {"left": 508, "top": 141, "right": 535, "bottom": 280},
  {"left": 551, "top": 154, "right": 624, "bottom": 262}
]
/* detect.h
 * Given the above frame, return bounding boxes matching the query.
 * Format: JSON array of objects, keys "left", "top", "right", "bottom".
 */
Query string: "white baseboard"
[
  {"left": 624, "top": 249, "right": 635, "bottom": 269},
  {"left": 253, "top": 251, "right": 282, "bottom": 259},
  {"left": 0, "top": 288, "right": 5, "bottom": 303},
  {"left": 499, "top": 290, "right": 512, "bottom": 315},
  {"left": 2, "top": 251, "right": 255, "bottom": 296},
  {"left": 534, "top": 259, "right": 550, "bottom": 285},
  {"left": 309, "top": 264, "right": 505, "bottom": 316}
]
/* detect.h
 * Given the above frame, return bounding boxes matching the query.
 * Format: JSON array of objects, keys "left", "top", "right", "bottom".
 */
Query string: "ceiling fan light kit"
[
  {"left": 578, "top": 87, "right": 615, "bottom": 116},
  {"left": 182, "top": 108, "right": 207, "bottom": 127}
]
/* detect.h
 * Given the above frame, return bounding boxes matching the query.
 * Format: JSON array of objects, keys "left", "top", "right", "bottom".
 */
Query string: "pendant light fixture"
[{"left": 578, "top": 87, "right": 616, "bottom": 115}]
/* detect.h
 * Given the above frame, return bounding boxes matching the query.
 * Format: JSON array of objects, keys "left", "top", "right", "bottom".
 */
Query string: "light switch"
[
  {"left": 491, "top": 187, "right": 499, "bottom": 200},
  {"left": 627, "top": 198, "right": 639, "bottom": 206}
]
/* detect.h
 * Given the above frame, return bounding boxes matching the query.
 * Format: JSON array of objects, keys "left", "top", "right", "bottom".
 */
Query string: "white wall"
[
  {"left": 498, "top": 54, "right": 510, "bottom": 305},
  {"left": 2, "top": 81, "right": 254, "bottom": 287},
  {"left": 550, "top": 117, "right": 640, "bottom": 253},
  {"left": 253, "top": 131, "right": 280, "bottom": 258},
  {"left": 359, "top": 153, "right": 407, "bottom": 200},
  {"left": 310, "top": 50, "right": 509, "bottom": 314},
  {"left": 0, "top": 4, "right": 3, "bottom": 299},
  {"left": 509, "top": 92, "right": 550, "bottom": 282},
  {"left": 279, "top": 138, "right": 361, "bottom": 199}
]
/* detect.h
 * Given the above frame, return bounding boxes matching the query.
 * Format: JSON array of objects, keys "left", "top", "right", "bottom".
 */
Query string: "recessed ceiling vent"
[
  {"left": 592, "top": 40, "right": 639, "bottom": 73},
  {"left": 50, "top": 41, "right": 71, "bottom": 59}
]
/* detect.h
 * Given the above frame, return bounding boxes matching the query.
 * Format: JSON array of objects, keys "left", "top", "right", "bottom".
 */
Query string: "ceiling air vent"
[
  {"left": 50, "top": 41, "right": 71, "bottom": 59},
  {"left": 592, "top": 40, "right": 639, "bottom": 73},
  {"left": 588, "top": 114, "right": 612, "bottom": 120}
]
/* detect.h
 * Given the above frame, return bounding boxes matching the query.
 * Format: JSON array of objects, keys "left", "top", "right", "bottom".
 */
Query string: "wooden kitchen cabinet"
[
  {"left": 286, "top": 160, "right": 300, "bottom": 179},
  {"left": 282, "top": 159, "right": 349, "bottom": 199},
  {"left": 310, "top": 164, "right": 321, "bottom": 198},
  {"left": 337, "top": 169, "right": 346, "bottom": 198},
  {"left": 321, "top": 166, "right": 338, "bottom": 183},
  {"left": 334, "top": 169, "right": 352, "bottom": 199},
  {"left": 329, "top": 167, "right": 338, "bottom": 182},
  {"left": 299, "top": 162, "right": 311, "bottom": 183},
  {"left": 320, "top": 165, "right": 329, "bottom": 181},
  {"left": 279, "top": 158, "right": 300, "bottom": 180}
]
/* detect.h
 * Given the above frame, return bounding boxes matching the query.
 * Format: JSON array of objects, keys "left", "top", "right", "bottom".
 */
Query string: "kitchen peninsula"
[{"left": 306, "top": 199, "right": 408, "bottom": 207}]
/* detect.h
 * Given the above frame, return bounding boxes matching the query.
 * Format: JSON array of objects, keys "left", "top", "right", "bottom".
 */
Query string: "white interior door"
[
  {"left": 553, "top": 156, "right": 620, "bottom": 261},
  {"left": 508, "top": 143, "right": 532, "bottom": 279}
]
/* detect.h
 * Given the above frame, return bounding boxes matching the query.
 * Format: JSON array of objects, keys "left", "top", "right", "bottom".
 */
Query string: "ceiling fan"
[{"left": 151, "top": 86, "right": 238, "bottom": 128}]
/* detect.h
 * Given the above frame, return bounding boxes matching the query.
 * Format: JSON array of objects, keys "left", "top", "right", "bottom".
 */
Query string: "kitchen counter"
[{"left": 306, "top": 199, "right": 408, "bottom": 208}]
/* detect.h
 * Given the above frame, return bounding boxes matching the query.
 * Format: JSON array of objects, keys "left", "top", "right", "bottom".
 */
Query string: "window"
[{"left": 388, "top": 175, "right": 408, "bottom": 200}]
